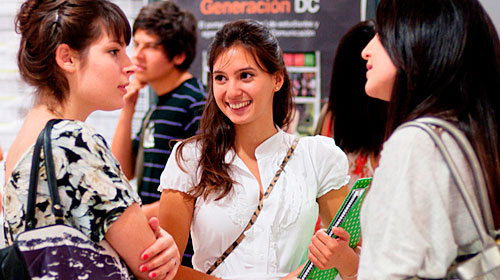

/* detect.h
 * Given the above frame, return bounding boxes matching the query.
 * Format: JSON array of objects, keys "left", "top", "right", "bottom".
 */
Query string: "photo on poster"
[{"left": 290, "top": 72, "right": 317, "bottom": 98}]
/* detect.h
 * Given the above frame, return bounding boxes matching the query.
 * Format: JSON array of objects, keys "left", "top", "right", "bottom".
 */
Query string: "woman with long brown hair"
[{"left": 159, "top": 20, "right": 359, "bottom": 279}]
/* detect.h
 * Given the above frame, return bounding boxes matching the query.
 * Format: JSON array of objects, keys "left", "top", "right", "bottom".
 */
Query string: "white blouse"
[{"left": 159, "top": 129, "right": 349, "bottom": 279}]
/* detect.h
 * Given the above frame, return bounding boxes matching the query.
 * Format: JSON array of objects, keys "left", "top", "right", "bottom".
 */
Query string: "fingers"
[
  {"left": 142, "top": 241, "right": 178, "bottom": 269},
  {"left": 148, "top": 217, "right": 161, "bottom": 238},
  {"left": 308, "top": 244, "right": 329, "bottom": 270},
  {"left": 308, "top": 228, "right": 352, "bottom": 270},
  {"left": 312, "top": 229, "right": 339, "bottom": 252},
  {"left": 127, "top": 77, "right": 147, "bottom": 93},
  {"left": 140, "top": 217, "right": 161, "bottom": 262},
  {"left": 314, "top": 228, "right": 331, "bottom": 242},
  {"left": 331, "top": 227, "right": 350, "bottom": 242},
  {"left": 141, "top": 250, "right": 179, "bottom": 279},
  {"left": 123, "top": 77, "right": 145, "bottom": 107},
  {"left": 308, "top": 229, "right": 335, "bottom": 269},
  {"left": 139, "top": 229, "right": 180, "bottom": 279},
  {"left": 163, "top": 258, "right": 179, "bottom": 280},
  {"left": 141, "top": 230, "right": 178, "bottom": 265}
]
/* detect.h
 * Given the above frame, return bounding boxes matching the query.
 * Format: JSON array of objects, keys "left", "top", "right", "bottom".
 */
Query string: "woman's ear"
[
  {"left": 273, "top": 71, "right": 285, "bottom": 92},
  {"left": 55, "top": 44, "right": 78, "bottom": 73}
]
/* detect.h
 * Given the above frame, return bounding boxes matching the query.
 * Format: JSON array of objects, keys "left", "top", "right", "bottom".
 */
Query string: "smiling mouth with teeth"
[{"left": 228, "top": 101, "right": 251, "bottom": 109}]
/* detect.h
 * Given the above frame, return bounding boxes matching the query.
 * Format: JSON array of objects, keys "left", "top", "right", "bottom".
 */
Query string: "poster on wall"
[
  {"left": 173, "top": 0, "right": 361, "bottom": 135},
  {"left": 0, "top": 0, "right": 362, "bottom": 176}
]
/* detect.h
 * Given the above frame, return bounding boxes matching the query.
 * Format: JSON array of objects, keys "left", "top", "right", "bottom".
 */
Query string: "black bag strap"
[
  {"left": 206, "top": 137, "right": 299, "bottom": 274},
  {"left": 26, "top": 119, "right": 65, "bottom": 230}
]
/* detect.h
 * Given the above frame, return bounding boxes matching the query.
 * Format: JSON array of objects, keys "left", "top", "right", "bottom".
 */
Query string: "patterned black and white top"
[{"left": 4, "top": 120, "right": 141, "bottom": 245}]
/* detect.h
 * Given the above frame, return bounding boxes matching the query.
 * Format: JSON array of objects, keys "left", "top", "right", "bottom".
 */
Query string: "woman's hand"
[
  {"left": 307, "top": 227, "right": 358, "bottom": 277},
  {"left": 140, "top": 217, "right": 180, "bottom": 279}
]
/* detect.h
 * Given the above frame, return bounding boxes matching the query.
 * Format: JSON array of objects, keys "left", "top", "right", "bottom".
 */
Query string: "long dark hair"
[
  {"left": 176, "top": 19, "right": 294, "bottom": 200},
  {"left": 327, "top": 20, "right": 387, "bottom": 156},
  {"left": 16, "top": 0, "right": 131, "bottom": 106},
  {"left": 377, "top": 0, "right": 500, "bottom": 227}
]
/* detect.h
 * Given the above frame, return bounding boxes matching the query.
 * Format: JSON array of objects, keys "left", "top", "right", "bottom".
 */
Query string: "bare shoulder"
[{"left": 4, "top": 116, "right": 47, "bottom": 183}]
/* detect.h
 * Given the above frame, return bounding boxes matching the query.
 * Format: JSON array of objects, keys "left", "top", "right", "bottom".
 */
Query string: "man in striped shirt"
[{"left": 111, "top": 2, "right": 205, "bottom": 265}]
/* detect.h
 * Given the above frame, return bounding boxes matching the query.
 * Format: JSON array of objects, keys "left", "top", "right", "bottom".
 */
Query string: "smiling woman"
[
  {"left": 212, "top": 44, "right": 282, "bottom": 130},
  {"left": 158, "top": 20, "right": 359, "bottom": 280}
]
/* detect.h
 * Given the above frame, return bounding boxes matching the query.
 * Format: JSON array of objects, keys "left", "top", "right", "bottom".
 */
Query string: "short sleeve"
[
  {"left": 158, "top": 141, "right": 201, "bottom": 194},
  {"left": 57, "top": 122, "right": 141, "bottom": 242},
  {"left": 304, "top": 136, "right": 350, "bottom": 198}
]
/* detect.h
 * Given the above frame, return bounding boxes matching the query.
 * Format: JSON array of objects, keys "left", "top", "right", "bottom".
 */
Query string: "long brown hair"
[
  {"left": 16, "top": 0, "right": 131, "bottom": 107},
  {"left": 176, "top": 19, "right": 294, "bottom": 200}
]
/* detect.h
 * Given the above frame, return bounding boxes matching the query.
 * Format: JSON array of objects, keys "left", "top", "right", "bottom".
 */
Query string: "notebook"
[{"left": 298, "top": 177, "right": 372, "bottom": 279}]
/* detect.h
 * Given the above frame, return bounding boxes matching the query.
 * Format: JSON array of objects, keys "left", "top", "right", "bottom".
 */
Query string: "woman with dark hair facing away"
[
  {"left": 4, "top": 0, "right": 180, "bottom": 278},
  {"left": 357, "top": 0, "right": 500, "bottom": 278},
  {"left": 317, "top": 19, "right": 387, "bottom": 188},
  {"left": 158, "top": 19, "right": 360, "bottom": 279}
]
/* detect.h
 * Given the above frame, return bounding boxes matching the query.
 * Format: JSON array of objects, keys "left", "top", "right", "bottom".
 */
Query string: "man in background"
[{"left": 112, "top": 1, "right": 205, "bottom": 267}]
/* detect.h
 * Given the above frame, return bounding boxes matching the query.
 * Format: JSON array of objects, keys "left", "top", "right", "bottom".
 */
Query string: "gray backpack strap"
[{"left": 398, "top": 117, "right": 495, "bottom": 245}]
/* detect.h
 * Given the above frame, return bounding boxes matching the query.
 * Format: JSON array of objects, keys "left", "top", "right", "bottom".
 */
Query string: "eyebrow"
[
  {"left": 133, "top": 40, "right": 160, "bottom": 46},
  {"left": 213, "top": 66, "right": 255, "bottom": 74}
]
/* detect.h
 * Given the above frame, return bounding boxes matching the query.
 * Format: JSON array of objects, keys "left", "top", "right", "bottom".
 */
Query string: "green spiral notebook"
[{"left": 298, "top": 177, "right": 372, "bottom": 280}]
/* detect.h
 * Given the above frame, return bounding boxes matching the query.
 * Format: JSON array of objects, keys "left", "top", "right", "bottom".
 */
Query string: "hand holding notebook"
[
  {"left": 298, "top": 178, "right": 371, "bottom": 280},
  {"left": 308, "top": 226, "right": 357, "bottom": 273}
]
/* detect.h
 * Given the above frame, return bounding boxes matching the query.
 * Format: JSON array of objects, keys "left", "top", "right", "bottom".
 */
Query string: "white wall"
[{"left": 479, "top": 0, "right": 500, "bottom": 33}]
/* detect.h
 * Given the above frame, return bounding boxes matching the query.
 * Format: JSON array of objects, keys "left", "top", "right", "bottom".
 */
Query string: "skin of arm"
[
  {"left": 159, "top": 190, "right": 221, "bottom": 280},
  {"left": 111, "top": 78, "right": 146, "bottom": 179},
  {"left": 143, "top": 201, "right": 160, "bottom": 219},
  {"left": 105, "top": 202, "right": 179, "bottom": 280}
]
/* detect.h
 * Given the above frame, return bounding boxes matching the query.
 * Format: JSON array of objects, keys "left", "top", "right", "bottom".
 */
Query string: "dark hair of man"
[
  {"left": 133, "top": 1, "right": 197, "bottom": 71},
  {"left": 16, "top": 0, "right": 131, "bottom": 106},
  {"left": 326, "top": 20, "right": 387, "bottom": 156},
  {"left": 377, "top": 0, "right": 500, "bottom": 227},
  {"left": 176, "top": 19, "right": 294, "bottom": 201}
]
